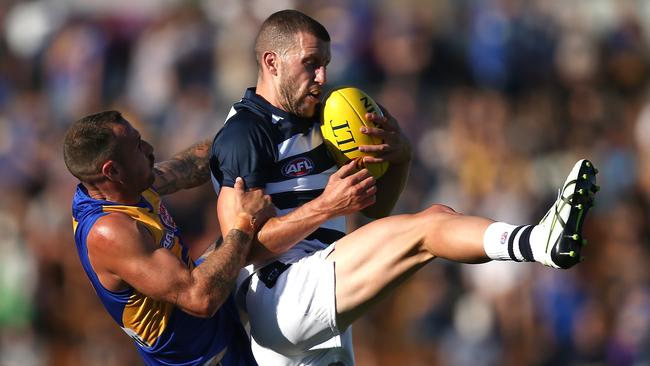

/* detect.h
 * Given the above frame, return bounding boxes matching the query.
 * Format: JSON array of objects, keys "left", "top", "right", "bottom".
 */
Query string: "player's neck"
[
  {"left": 256, "top": 77, "right": 285, "bottom": 112},
  {"left": 84, "top": 182, "right": 142, "bottom": 205}
]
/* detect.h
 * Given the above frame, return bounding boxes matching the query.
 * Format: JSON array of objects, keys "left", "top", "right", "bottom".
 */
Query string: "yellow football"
[{"left": 320, "top": 87, "right": 389, "bottom": 178}]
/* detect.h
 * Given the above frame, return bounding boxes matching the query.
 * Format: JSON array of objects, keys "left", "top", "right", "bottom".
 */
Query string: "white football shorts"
[{"left": 242, "top": 243, "right": 355, "bottom": 366}]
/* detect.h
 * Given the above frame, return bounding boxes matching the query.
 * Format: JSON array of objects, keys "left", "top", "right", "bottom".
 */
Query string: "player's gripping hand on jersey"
[{"left": 232, "top": 177, "right": 276, "bottom": 236}]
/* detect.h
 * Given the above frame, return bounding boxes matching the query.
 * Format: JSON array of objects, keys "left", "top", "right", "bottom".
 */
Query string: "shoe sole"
[{"left": 550, "top": 159, "right": 599, "bottom": 269}]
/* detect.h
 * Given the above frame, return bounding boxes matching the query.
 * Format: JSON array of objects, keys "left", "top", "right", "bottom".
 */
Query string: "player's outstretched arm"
[
  {"left": 153, "top": 139, "right": 212, "bottom": 195},
  {"left": 88, "top": 178, "right": 273, "bottom": 318},
  {"left": 217, "top": 161, "right": 376, "bottom": 264}
]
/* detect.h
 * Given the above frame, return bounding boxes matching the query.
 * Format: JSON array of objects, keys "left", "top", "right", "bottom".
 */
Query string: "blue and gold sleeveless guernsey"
[{"left": 71, "top": 184, "right": 257, "bottom": 366}]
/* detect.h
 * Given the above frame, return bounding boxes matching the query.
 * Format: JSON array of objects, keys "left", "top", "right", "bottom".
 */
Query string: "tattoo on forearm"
[
  {"left": 154, "top": 140, "right": 211, "bottom": 195},
  {"left": 196, "top": 229, "right": 252, "bottom": 301},
  {"left": 225, "top": 228, "right": 253, "bottom": 248}
]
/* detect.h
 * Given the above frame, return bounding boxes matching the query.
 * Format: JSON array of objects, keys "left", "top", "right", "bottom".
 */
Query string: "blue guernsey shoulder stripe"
[{"left": 71, "top": 185, "right": 256, "bottom": 366}]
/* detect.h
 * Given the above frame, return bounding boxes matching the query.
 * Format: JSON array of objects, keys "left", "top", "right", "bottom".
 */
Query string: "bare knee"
[
  {"left": 415, "top": 204, "right": 464, "bottom": 238},
  {"left": 420, "top": 204, "right": 459, "bottom": 216}
]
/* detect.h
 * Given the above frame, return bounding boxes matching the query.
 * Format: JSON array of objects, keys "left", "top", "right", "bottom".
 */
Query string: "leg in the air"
[{"left": 327, "top": 160, "right": 599, "bottom": 330}]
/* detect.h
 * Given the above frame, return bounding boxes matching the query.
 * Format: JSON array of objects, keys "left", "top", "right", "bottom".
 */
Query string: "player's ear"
[
  {"left": 263, "top": 51, "right": 279, "bottom": 76},
  {"left": 102, "top": 160, "right": 120, "bottom": 182}
]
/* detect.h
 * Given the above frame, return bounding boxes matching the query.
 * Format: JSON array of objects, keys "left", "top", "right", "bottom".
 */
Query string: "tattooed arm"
[
  {"left": 153, "top": 139, "right": 212, "bottom": 196},
  {"left": 176, "top": 178, "right": 273, "bottom": 316},
  {"left": 88, "top": 178, "right": 274, "bottom": 318},
  {"left": 184, "top": 226, "right": 254, "bottom": 315}
]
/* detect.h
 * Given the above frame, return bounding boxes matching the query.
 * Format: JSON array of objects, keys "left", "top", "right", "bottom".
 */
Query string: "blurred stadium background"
[{"left": 1, "top": 0, "right": 650, "bottom": 365}]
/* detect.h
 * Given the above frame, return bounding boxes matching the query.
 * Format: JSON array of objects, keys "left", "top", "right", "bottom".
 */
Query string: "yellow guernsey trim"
[
  {"left": 122, "top": 291, "right": 175, "bottom": 347},
  {"left": 103, "top": 196, "right": 165, "bottom": 246},
  {"left": 100, "top": 189, "right": 178, "bottom": 348}
]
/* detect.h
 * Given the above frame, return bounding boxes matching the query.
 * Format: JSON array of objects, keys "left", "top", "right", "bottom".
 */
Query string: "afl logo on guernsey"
[{"left": 282, "top": 157, "right": 314, "bottom": 178}]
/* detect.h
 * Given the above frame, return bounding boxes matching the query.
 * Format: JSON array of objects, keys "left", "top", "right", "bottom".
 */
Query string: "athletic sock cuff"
[{"left": 483, "top": 222, "right": 519, "bottom": 261}]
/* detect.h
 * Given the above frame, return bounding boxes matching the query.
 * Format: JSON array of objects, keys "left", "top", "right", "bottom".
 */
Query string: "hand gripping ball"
[{"left": 320, "top": 87, "right": 389, "bottom": 178}]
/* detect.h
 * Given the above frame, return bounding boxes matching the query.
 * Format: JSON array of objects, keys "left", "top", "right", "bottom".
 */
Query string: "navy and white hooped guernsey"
[{"left": 210, "top": 87, "right": 345, "bottom": 268}]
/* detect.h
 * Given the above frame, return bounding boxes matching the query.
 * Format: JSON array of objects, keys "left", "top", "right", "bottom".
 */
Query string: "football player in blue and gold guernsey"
[{"left": 63, "top": 110, "right": 275, "bottom": 366}]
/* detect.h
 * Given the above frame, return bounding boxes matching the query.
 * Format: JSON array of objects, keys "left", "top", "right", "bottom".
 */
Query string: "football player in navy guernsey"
[
  {"left": 64, "top": 111, "right": 276, "bottom": 366},
  {"left": 210, "top": 9, "right": 599, "bottom": 366}
]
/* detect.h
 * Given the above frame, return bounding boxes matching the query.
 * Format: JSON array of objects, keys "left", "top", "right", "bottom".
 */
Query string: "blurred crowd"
[{"left": 1, "top": 0, "right": 650, "bottom": 365}]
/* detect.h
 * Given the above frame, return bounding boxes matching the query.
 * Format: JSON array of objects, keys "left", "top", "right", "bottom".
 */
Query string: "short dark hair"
[
  {"left": 254, "top": 9, "right": 330, "bottom": 66},
  {"left": 63, "top": 110, "right": 127, "bottom": 181}
]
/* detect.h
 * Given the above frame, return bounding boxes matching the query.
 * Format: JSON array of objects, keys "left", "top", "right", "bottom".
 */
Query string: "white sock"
[{"left": 483, "top": 222, "right": 536, "bottom": 262}]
